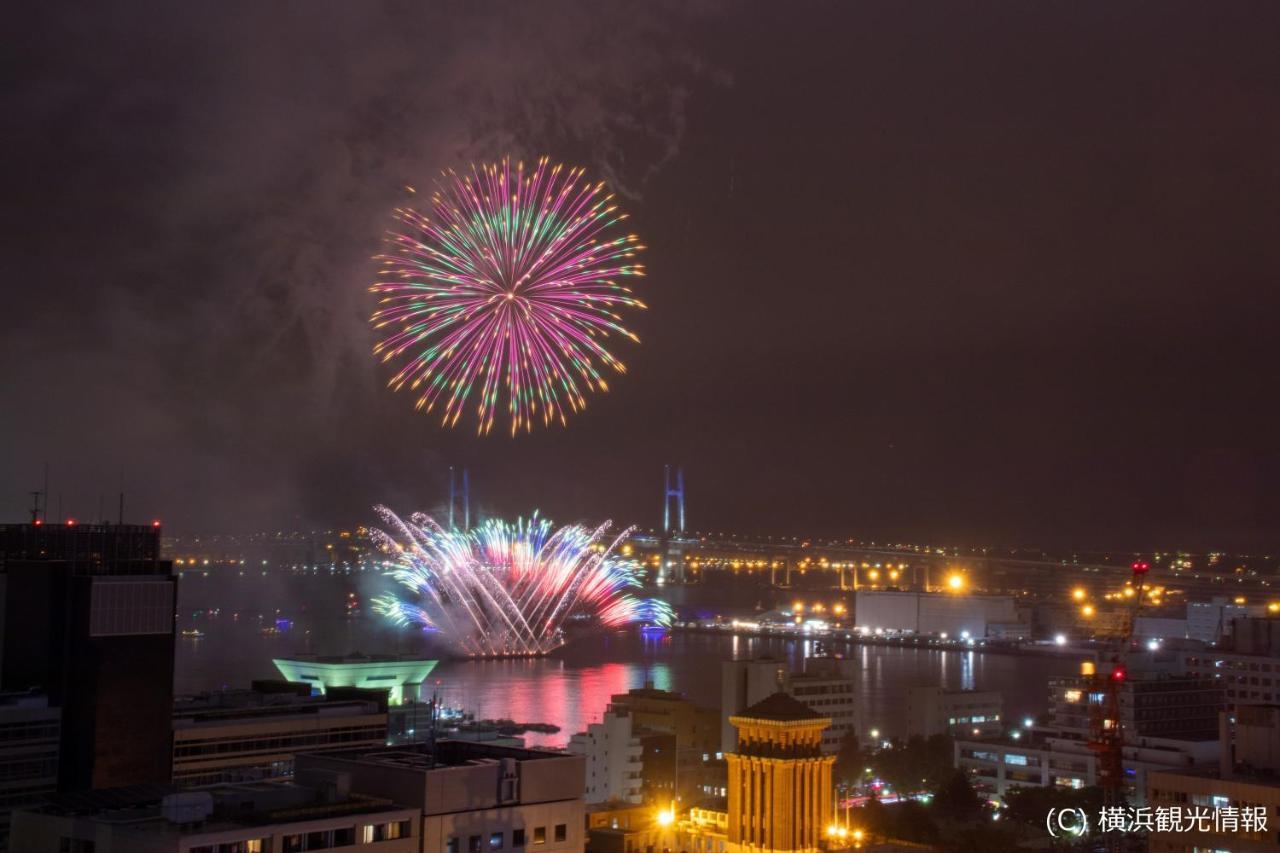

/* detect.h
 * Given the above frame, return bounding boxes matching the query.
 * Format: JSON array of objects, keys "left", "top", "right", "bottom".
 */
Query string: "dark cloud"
[{"left": 3, "top": 2, "right": 1278, "bottom": 551}]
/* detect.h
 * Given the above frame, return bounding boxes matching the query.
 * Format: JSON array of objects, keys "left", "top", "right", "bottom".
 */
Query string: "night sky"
[{"left": 4, "top": 3, "right": 1279, "bottom": 550}]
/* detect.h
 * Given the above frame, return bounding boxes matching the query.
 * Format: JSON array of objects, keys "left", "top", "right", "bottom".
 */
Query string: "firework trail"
[
  {"left": 370, "top": 157, "right": 646, "bottom": 435},
  {"left": 371, "top": 506, "right": 672, "bottom": 657}
]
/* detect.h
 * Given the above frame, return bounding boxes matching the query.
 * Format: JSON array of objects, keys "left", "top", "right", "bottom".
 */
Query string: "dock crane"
[{"left": 1087, "top": 559, "right": 1150, "bottom": 850}]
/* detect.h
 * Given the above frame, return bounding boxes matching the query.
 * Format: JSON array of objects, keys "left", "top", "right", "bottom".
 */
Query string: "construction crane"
[{"left": 1087, "top": 559, "right": 1150, "bottom": 850}]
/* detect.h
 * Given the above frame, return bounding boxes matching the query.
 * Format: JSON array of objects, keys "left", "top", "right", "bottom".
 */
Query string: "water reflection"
[{"left": 176, "top": 615, "right": 1078, "bottom": 747}]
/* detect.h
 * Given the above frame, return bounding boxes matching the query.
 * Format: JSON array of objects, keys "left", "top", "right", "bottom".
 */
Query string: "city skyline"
[{"left": 7, "top": 5, "right": 1280, "bottom": 852}]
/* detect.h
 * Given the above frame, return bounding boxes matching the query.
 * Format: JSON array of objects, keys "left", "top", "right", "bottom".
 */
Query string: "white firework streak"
[{"left": 370, "top": 506, "right": 672, "bottom": 657}]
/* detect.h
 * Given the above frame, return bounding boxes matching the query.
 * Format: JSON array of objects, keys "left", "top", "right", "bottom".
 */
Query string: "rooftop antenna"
[
  {"left": 28, "top": 491, "right": 41, "bottom": 523},
  {"left": 118, "top": 467, "right": 125, "bottom": 525}
]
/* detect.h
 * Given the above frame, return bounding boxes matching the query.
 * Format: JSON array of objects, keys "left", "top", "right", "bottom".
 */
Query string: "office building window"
[
  {"left": 470, "top": 834, "right": 483, "bottom": 853},
  {"left": 555, "top": 824, "right": 567, "bottom": 842},
  {"left": 513, "top": 829, "right": 526, "bottom": 847},
  {"left": 491, "top": 832, "right": 504, "bottom": 849},
  {"left": 447, "top": 837, "right": 460, "bottom": 853},
  {"left": 534, "top": 826, "right": 547, "bottom": 845}
]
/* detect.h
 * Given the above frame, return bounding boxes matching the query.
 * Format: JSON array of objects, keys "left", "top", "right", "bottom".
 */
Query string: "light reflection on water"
[{"left": 177, "top": 615, "right": 1079, "bottom": 748}]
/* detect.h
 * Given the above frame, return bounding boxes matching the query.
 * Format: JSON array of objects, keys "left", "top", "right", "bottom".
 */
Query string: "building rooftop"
[
  {"left": 308, "top": 739, "right": 575, "bottom": 771},
  {"left": 737, "top": 692, "right": 824, "bottom": 722},
  {"left": 173, "top": 685, "right": 386, "bottom": 727},
  {"left": 275, "top": 652, "right": 431, "bottom": 665},
  {"left": 23, "top": 781, "right": 414, "bottom": 839}
]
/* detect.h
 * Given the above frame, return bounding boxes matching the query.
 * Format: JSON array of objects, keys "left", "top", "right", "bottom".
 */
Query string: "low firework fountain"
[{"left": 371, "top": 506, "right": 672, "bottom": 657}]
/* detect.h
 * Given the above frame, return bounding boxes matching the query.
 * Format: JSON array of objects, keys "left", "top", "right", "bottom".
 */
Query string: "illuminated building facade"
[
  {"left": 725, "top": 694, "right": 834, "bottom": 853},
  {"left": 272, "top": 654, "right": 437, "bottom": 705}
]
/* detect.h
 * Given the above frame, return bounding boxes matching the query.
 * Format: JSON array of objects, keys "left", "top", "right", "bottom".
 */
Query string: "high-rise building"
[
  {"left": 568, "top": 707, "right": 644, "bottom": 805},
  {"left": 172, "top": 681, "right": 389, "bottom": 787},
  {"left": 725, "top": 693, "right": 834, "bottom": 853},
  {"left": 0, "top": 522, "right": 176, "bottom": 791}
]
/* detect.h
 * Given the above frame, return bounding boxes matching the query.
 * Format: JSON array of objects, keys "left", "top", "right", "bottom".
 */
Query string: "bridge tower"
[
  {"left": 662, "top": 465, "right": 685, "bottom": 534},
  {"left": 661, "top": 466, "right": 686, "bottom": 584},
  {"left": 447, "top": 466, "right": 470, "bottom": 531}
]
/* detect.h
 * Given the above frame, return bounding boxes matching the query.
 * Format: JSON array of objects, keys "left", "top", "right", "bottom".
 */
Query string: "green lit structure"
[{"left": 272, "top": 654, "right": 437, "bottom": 705}]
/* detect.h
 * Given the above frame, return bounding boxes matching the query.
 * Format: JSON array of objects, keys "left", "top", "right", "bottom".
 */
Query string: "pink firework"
[{"left": 371, "top": 157, "right": 646, "bottom": 435}]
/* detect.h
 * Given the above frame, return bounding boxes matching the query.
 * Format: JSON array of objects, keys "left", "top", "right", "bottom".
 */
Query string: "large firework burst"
[
  {"left": 370, "top": 157, "right": 646, "bottom": 435},
  {"left": 370, "top": 507, "right": 672, "bottom": 657}
]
